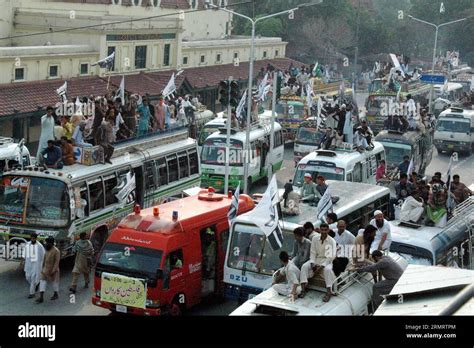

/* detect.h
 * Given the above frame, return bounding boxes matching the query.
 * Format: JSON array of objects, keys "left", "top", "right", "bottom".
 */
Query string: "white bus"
[
  {"left": 230, "top": 252, "right": 408, "bottom": 316},
  {"left": 390, "top": 197, "right": 474, "bottom": 269},
  {"left": 0, "top": 138, "right": 31, "bottom": 176},
  {"left": 0, "top": 130, "right": 201, "bottom": 259},
  {"left": 293, "top": 142, "right": 385, "bottom": 186},
  {"left": 200, "top": 120, "right": 284, "bottom": 192},
  {"left": 434, "top": 107, "right": 474, "bottom": 155},
  {"left": 223, "top": 181, "right": 391, "bottom": 301}
]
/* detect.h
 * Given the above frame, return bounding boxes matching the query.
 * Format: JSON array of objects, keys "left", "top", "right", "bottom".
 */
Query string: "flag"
[
  {"left": 306, "top": 83, "right": 313, "bottom": 109},
  {"left": 407, "top": 157, "right": 414, "bottom": 177},
  {"left": 317, "top": 186, "right": 333, "bottom": 220},
  {"left": 446, "top": 153, "right": 454, "bottom": 187},
  {"left": 236, "top": 89, "right": 247, "bottom": 121},
  {"left": 446, "top": 154, "right": 455, "bottom": 211},
  {"left": 162, "top": 73, "right": 176, "bottom": 98},
  {"left": 56, "top": 81, "right": 67, "bottom": 102},
  {"left": 313, "top": 62, "right": 322, "bottom": 77},
  {"left": 246, "top": 176, "right": 283, "bottom": 251},
  {"left": 316, "top": 97, "right": 324, "bottom": 128},
  {"left": 227, "top": 184, "right": 240, "bottom": 228},
  {"left": 117, "top": 76, "right": 125, "bottom": 106},
  {"left": 389, "top": 53, "right": 406, "bottom": 78},
  {"left": 257, "top": 73, "right": 269, "bottom": 101},
  {"left": 75, "top": 97, "right": 83, "bottom": 115},
  {"left": 92, "top": 51, "right": 115, "bottom": 70}
]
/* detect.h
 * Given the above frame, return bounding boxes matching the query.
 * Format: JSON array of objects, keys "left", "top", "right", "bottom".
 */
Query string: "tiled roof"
[
  {"left": 0, "top": 76, "right": 110, "bottom": 117},
  {"left": 55, "top": 0, "right": 204, "bottom": 9},
  {"left": 0, "top": 58, "right": 304, "bottom": 117}
]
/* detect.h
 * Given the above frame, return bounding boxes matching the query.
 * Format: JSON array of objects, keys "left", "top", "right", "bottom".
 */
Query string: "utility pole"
[
  {"left": 224, "top": 77, "right": 232, "bottom": 194},
  {"left": 267, "top": 71, "right": 277, "bottom": 183}
]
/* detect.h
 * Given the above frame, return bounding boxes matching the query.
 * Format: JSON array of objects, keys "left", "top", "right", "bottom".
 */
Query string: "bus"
[
  {"left": 197, "top": 116, "right": 226, "bottom": 154},
  {"left": 0, "top": 137, "right": 31, "bottom": 176},
  {"left": 200, "top": 121, "right": 284, "bottom": 192},
  {"left": 434, "top": 82, "right": 464, "bottom": 102},
  {"left": 375, "top": 129, "right": 434, "bottom": 176},
  {"left": 223, "top": 180, "right": 391, "bottom": 301},
  {"left": 365, "top": 79, "right": 431, "bottom": 133},
  {"left": 390, "top": 197, "right": 474, "bottom": 269},
  {"left": 275, "top": 96, "right": 309, "bottom": 141},
  {"left": 0, "top": 129, "right": 201, "bottom": 259},
  {"left": 293, "top": 142, "right": 385, "bottom": 186},
  {"left": 434, "top": 107, "right": 474, "bottom": 155}
]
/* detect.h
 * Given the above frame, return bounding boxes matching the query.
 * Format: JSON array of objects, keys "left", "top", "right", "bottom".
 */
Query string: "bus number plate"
[{"left": 116, "top": 305, "right": 127, "bottom": 313}]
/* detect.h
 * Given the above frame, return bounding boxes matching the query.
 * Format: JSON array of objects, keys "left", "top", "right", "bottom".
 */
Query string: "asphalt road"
[{"left": 1, "top": 138, "right": 471, "bottom": 316}]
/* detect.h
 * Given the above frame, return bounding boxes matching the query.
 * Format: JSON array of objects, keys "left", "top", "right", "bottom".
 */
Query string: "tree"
[{"left": 243, "top": 17, "right": 284, "bottom": 38}]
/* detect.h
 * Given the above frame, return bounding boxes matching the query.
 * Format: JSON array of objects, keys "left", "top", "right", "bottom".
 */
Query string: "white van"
[
  {"left": 0, "top": 138, "right": 31, "bottom": 175},
  {"left": 434, "top": 82, "right": 464, "bottom": 102},
  {"left": 293, "top": 142, "right": 385, "bottom": 186},
  {"left": 434, "top": 107, "right": 474, "bottom": 155},
  {"left": 200, "top": 119, "right": 284, "bottom": 192}
]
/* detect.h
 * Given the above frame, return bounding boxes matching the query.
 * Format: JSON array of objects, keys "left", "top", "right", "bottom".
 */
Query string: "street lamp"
[
  {"left": 206, "top": 0, "right": 323, "bottom": 194},
  {"left": 408, "top": 15, "right": 466, "bottom": 113}
]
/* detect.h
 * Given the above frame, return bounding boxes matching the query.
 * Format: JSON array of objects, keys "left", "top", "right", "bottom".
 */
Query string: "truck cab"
[{"left": 92, "top": 188, "right": 255, "bottom": 315}]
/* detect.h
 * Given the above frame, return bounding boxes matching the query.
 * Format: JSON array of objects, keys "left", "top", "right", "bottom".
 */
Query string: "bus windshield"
[
  {"left": 97, "top": 242, "right": 163, "bottom": 279},
  {"left": 201, "top": 138, "right": 243, "bottom": 166},
  {"left": 293, "top": 164, "right": 344, "bottom": 186},
  {"left": 380, "top": 142, "right": 412, "bottom": 168},
  {"left": 0, "top": 176, "right": 70, "bottom": 228},
  {"left": 198, "top": 126, "right": 221, "bottom": 146},
  {"left": 436, "top": 119, "right": 470, "bottom": 133},
  {"left": 227, "top": 223, "right": 294, "bottom": 276},
  {"left": 296, "top": 128, "right": 323, "bottom": 145}
]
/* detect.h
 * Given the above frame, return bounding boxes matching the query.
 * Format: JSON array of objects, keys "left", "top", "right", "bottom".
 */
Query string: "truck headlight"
[{"left": 146, "top": 299, "right": 160, "bottom": 308}]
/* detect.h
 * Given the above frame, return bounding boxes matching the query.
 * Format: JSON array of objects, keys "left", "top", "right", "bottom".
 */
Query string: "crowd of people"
[
  {"left": 37, "top": 91, "right": 204, "bottom": 168},
  {"left": 271, "top": 209, "right": 398, "bottom": 312}
]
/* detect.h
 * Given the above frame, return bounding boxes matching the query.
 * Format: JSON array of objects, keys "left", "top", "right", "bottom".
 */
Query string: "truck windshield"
[
  {"left": 293, "top": 165, "right": 344, "bottom": 186},
  {"left": 198, "top": 125, "right": 220, "bottom": 146},
  {"left": 436, "top": 119, "right": 470, "bottom": 133},
  {"left": 97, "top": 242, "right": 163, "bottom": 279},
  {"left": 0, "top": 176, "right": 70, "bottom": 228},
  {"left": 201, "top": 138, "right": 243, "bottom": 166},
  {"left": 379, "top": 142, "right": 412, "bottom": 168},
  {"left": 296, "top": 128, "right": 323, "bottom": 145},
  {"left": 227, "top": 223, "right": 294, "bottom": 276}
]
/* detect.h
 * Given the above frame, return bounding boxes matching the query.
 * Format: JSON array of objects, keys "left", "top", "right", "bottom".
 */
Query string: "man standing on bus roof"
[
  {"left": 369, "top": 211, "right": 392, "bottom": 253},
  {"left": 301, "top": 173, "right": 320, "bottom": 204},
  {"left": 272, "top": 251, "right": 302, "bottom": 300},
  {"left": 37, "top": 106, "right": 55, "bottom": 159},
  {"left": 299, "top": 223, "right": 337, "bottom": 302},
  {"left": 290, "top": 227, "right": 311, "bottom": 269},
  {"left": 24, "top": 233, "right": 45, "bottom": 299},
  {"left": 398, "top": 156, "right": 410, "bottom": 176},
  {"left": 355, "top": 250, "right": 403, "bottom": 311},
  {"left": 36, "top": 237, "right": 60, "bottom": 303}
]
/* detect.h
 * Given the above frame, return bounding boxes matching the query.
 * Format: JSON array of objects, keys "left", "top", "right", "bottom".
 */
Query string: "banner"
[
  {"left": 101, "top": 272, "right": 147, "bottom": 309},
  {"left": 227, "top": 184, "right": 240, "bottom": 228},
  {"left": 316, "top": 186, "right": 333, "bottom": 220},
  {"left": 235, "top": 89, "right": 247, "bottom": 121}
]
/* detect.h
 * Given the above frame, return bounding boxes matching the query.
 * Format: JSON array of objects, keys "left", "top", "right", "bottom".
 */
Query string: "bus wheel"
[{"left": 91, "top": 227, "right": 108, "bottom": 254}]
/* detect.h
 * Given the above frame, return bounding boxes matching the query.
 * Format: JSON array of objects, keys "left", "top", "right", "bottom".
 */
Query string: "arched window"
[
  {"left": 133, "top": 0, "right": 142, "bottom": 6},
  {"left": 112, "top": 0, "right": 122, "bottom": 5}
]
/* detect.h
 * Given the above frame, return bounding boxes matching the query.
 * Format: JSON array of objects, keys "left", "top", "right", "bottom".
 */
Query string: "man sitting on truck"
[
  {"left": 301, "top": 173, "right": 321, "bottom": 204},
  {"left": 354, "top": 250, "right": 404, "bottom": 311},
  {"left": 333, "top": 220, "right": 356, "bottom": 277},
  {"left": 303, "top": 222, "right": 319, "bottom": 241},
  {"left": 299, "top": 223, "right": 337, "bottom": 302},
  {"left": 450, "top": 175, "right": 472, "bottom": 204},
  {"left": 272, "top": 251, "right": 302, "bottom": 300}
]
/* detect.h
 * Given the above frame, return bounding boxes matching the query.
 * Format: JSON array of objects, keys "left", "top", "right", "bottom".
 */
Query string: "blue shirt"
[{"left": 42, "top": 145, "right": 62, "bottom": 166}]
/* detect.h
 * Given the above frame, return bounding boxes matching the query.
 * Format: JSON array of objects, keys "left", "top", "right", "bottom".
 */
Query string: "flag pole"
[{"left": 107, "top": 71, "right": 111, "bottom": 90}]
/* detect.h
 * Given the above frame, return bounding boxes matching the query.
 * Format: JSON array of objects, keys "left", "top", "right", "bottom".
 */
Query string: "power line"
[{"left": 0, "top": 0, "right": 252, "bottom": 41}]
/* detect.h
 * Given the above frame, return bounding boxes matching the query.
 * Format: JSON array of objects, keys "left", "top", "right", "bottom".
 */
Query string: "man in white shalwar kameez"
[
  {"left": 400, "top": 191, "right": 424, "bottom": 223},
  {"left": 272, "top": 251, "right": 301, "bottom": 300},
  {"left": 37, "top": 106, "right": 56, "bottom": 159},
  {"left": 24, "top": 233, "right": 45, "bottom": 298}
]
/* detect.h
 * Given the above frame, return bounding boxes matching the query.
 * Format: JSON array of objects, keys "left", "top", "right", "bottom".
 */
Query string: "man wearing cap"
[
  {"left": 301, "top": 173, "right": 320, "bottom": 204},
  {"left": 369, "top": 210, "right": 392, "bottom": 253}
]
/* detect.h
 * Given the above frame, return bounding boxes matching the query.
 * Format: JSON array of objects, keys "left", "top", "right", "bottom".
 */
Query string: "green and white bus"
[
  {"left": 200, "top": 122, "right": 284, "bottom": 192},
  {"left": 0, "top": 130, "right": 201, "bottom": 259}
]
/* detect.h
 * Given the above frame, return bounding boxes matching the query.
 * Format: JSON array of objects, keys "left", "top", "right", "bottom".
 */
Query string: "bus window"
[
  {"left": 79, "top": 186, "right": 89, "bottom": 217},
  {"left": 157, "top": 158, "right": 168, "bottom": 186},
  {"left": 220, "top": 229, "right": 229, "bottom": 253},
  {"left": 167, "top": 155, "right": 178, "bottom": 183},
  {"left": 346, "top": 172, "right": 353, "bottom": 182},
  {"left": 178, "top": 152, "right": 189, "bottom": 179},
  {"left": 353, "top": 162, "right": 362, "bottom": 183},
  {"left": 104, "top": 175, "right": 118, "bottom": 206},
  {"left": 145, "top": 161, "right": 156, "bottom": 191},
  {"left": 346, "top": 208, "right": 365, "bottom": 234},
  {"left": 88, "top": 179, "right": 104, "bottom": 212},
  {"left": 188, "top": 151, "right": 199, "bottom": 175}
]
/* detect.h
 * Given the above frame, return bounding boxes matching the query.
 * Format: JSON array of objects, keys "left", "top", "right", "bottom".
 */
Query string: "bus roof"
[
  {"left": 235, "top": 180, "right": 390, "bottom": 229},
  {"left": 4, "top": 136, "right": 197, "bottom": 183},
  {"left": 375, "top": 130, "right": 424, "bottom": 146},
  {"left": 111, "top": 189, "right": 255, "bottom": 250},
  {"left": 297, "top": 142, "right": 384, "bottom": 169},
  {"left": 205, "top": 122, "right": 282, "bottom": 143},
  {"left": 434, "top": 82, "right": 464, "bottom": 92},
  {"left": 0, "top": 142, "right": 30, "bottom": 159}
]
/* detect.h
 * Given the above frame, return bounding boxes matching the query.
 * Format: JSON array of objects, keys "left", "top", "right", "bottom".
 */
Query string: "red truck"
[{"left": 92, "top": 188, "right": 254, "bottom": 315}]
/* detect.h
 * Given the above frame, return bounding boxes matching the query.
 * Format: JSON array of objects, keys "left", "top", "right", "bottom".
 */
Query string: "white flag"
[
  {"left": 56, "top": 81, "right": 67, "bottom": 102},
  {"left": 227, "top": 184, "right": 240, "bottom": 228},
  {"left": 92, "top": 51, "right": 115, "bottom": 69},
  {"left": 162, "top": 73, "right": 176, "bottom": 98},
  {"left": 118, "top": 76, "right": 125, "bottom": 106},
  {"left": 236, "top": 89, "right": 247, "bottom": 121},
  {"left": 389, "top": 53, "right": 406, "bottom": 78},
  {"left": 306, "top": 83, "right": 313, "bottom": 109},
  {"left": 257, "top": 73, "right": 269, "bottom": 101},
  {"left": 246, "top": 176, "right": 283, "bottom": 251},
  {"left": 407, "top": 157, "right": 414, "bottom": 177},
  {"left": 317, "top": 186, "right": 333, "bottom": 220},
  {"left": 316, "top": 97, "right": 324, "bottom": 128}
]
